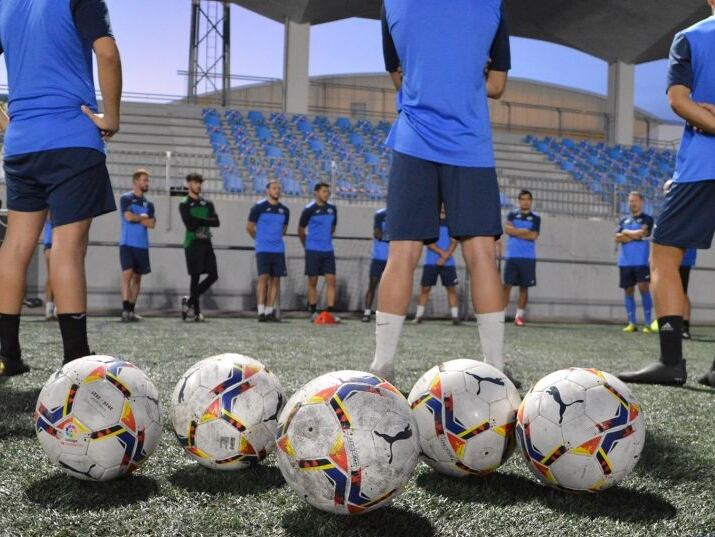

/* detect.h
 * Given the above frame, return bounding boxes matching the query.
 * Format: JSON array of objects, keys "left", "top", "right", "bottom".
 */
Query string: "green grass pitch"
[{"left": 1, "top": 317, "right": 714, "bottom": 537}]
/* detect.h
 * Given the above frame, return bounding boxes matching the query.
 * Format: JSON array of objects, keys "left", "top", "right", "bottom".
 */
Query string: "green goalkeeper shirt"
[{"left": 179, "top": 196, "right": 220, "bottom": 248}]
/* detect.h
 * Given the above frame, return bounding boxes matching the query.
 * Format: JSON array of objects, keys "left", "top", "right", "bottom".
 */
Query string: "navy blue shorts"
[
  {"left": 4, "top": 148, "right": 116, "bottom": 227},
  {"left": 654, "top": 180, "right": 715, "bottom": 249},
  {"left": 120, "top": 245, "right": 151, "bottom": 275},
  {"left": 504, "top": 258, "right": 537, "bottom": 288},
  {"left": 385, "top": 150, "right": 502, "bottom": 242},
  {"left": 256, "top": 252, "right": 287, "bottom": 277},
  {"left": 619, "top": 265, "right": 650, "bottom": 289},
  {"left": 369, "top": 259, "right": 387, "bottom": 280},
  {"left": 421, "top": 265, "right": 458, "bottom": 288},
  {"left": 305, "top": 250, "right": 336, "bottom": 276}
]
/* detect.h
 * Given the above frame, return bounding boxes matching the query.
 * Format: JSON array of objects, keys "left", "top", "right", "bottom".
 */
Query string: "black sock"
[
  {"left": 683, "top": 320, "right": 690, "bottom": 331},
  {"left": 122, "top": 300, "right": 130, "bottom": 312},
  {"left": 129, "top": 302, "right": 135, "bottom": 313},
  {"left": 58, "top": 313, "right": 90, "bottom": 364},
  {"left": 658, "top": 316, "right": 683, "bottom": 366},
  {"left": 309, "top": 304, "right": 317, "bottom": 314},
  {"left": 0, "top": 314, "right": 21, "bottom": 362},
  {"left": 326, "top": 306, "right": 333, "bottom": 313}
]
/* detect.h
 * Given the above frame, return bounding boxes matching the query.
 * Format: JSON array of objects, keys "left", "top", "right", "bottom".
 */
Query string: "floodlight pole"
[{"left": 187, "top": 0, "right": 232, "bottom": 106}]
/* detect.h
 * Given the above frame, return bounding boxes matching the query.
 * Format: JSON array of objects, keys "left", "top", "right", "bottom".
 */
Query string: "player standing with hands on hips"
[{"left": 0, "top": 0, "right": 121, "bottom": 375}]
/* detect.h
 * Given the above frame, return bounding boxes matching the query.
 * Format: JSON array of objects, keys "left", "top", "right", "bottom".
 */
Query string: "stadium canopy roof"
[{"left": 228, "top": 0, "right": 712, "bottom": 64}]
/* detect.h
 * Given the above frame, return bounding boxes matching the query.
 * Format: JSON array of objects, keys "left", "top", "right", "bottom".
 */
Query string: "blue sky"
[{"left": 0, "top": 0, "right": 678, "bottom": 120}]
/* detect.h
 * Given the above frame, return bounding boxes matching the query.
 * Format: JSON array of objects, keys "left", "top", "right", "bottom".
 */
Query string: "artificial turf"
[{"left": 0, "top": 316, "right": 713, "bottom": 537}]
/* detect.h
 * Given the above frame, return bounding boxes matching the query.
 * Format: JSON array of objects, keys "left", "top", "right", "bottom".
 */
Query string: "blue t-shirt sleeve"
[
  {"left": 532, "top": 215, "right": 541, "bottom": 233},
  {"left": 382, "top": 4, "right": 400, "bottom": 72},
  {"left": 506, "top": 211, "right": 516, "bottom": 223},
  {"left": 667, "top": 33, "right": 693, "bottom": 91},
  {"left": 248, "top": 203, "right": 261, "bottom": 223},
  {"left": 489, "top": 7, "right": 511, "bottom": 72},
  {"left": 71, "top": 0, "right": 114, "bottom": 44},
  {"left": 643, "top": 215, "right": 654, "bottom": 236},
  {"left": 284, "top": 207, "right": 290, "bottom": 227},
  {"left": 332, "top": 206, "right": 338, "bottom": 229},
  {"left": 119, "top": 195, "right": 131, "bottom": 214},
  {"left": 147, "top": 202, "right": 156, "bottom": 219},
  {"left": 299, "top": 207, "right": 311, "bottom": 229},
  {"left": 373, "top": 212, "right": 382, "bottom": 231}
]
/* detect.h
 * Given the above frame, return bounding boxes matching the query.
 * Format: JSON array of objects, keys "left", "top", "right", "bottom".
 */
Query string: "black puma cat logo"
[
  {"left": 263, "top": 392, "right": 284, "bottom": 423},
  {"left": 375, "top": 424, "right": 413, "bottom": 464},
  {"left": 466, "top": 372, "right": 505, "bottom": 395},
  {"left": 546, "top": 386, "right": 584, "bottom": 424}
]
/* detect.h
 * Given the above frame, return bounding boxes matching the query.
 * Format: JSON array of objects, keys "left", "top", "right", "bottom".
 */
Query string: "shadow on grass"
[
  {"left": 637, "top": 430, "right": 715, "bottom": 483},
  {"left": 0, "top": 388, "right": 40, "bottom": 439},
  {"left": 25, "top": 473, "right": 159, "bottom": 510},
  {"left": 415, "top": 470, "right": 675, "bottom": 523},
  {"left": 281, "top": 505, "right": 435, "bottom": 537},
  {"left": 169, "top": 463, "right": 285, "bottom": 495}
]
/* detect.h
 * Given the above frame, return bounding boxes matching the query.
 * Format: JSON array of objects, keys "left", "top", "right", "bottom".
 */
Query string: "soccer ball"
[
  {"left": 408, "top": 359, "right": 521, "bottom": 477},
  {"left": 275, "top": 370, "right": 420, "bottom": 515},
  {"left": 515, "top": 367, "right": 646, "bottom": 492},
  {"left": 170, "top": 353, "right": 285, "bottom": 470},
  {"left": 34, "top": 356, "right": 162, "bottom": 481}
]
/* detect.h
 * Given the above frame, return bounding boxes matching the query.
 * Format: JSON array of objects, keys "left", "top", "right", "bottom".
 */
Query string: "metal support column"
[{"left": 187, "top": 0, "right": 231, "bottom": 106}]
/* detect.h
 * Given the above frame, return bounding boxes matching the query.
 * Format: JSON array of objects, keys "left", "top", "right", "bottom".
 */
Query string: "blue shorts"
[
  {"left": 385, "top": 150, "right": 502, "bottom": 242},
  {"left": 421, "top": 265, "right": 458, "bottom": 288},
  {"left": 4, "top": 148, "right": 116, "bottom": 227},
  {"left": 654, "top": 180, "right": 715, "bottom": 249},
  {"left": 256, "top": 252, "right": 287, "bottom": 277},
  {"left": 504, "top": 258, "right": 537, "bottom": 288},
  {"left": 120, "top": 245, "right": 151, "bottom": 275},
  {"left": 305, "top": 250, "right": 336, "bottom": 276},
  {"left": 370, "top": 259, "right": 387, "bottom": 280},
  {"left": 619, "top": 266, "right": 650, "bottom": 289}
]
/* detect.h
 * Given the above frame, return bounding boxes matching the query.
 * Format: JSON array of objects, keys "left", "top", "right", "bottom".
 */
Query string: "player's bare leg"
[
  {"left": 515, "top": 287, "right": 528, "bottom": 326},
  {"left": 325, "top": 274, "right": 337, "bottom": 311},
  {"left": 121, "top": 268, "right": 134, "bottom": 321},
  {"left": 447, "top": 285, "right": 460, "bottom": 324},
  {"left": 266, "top": 276, "right": 281, "bottom": 322},
  {"left": 0, "top": 210, "right": 47, "bottom": 375},
  {"left": 257, "top": 274, "right": 269, "bottom": 320},
  {"left": 461, "top": 236, "right": 506, "bottom": 371},
  {"left": 637, "top": 281, "right": 654, "bottom": 332},
  {"left": 414, "top": 286, "right": 431, "bottom": 323},
  {"left": 44, "top": 249, "right": 56, "bottom": 320},
  {"left": 369, "top": 241, "right": 422, "bottom": 383},
  {"left": 363, "top": 277, "right": 380, "bottom": 321},
  {"left": 307, "top": 276, "right": 319, "bottom": 318}
]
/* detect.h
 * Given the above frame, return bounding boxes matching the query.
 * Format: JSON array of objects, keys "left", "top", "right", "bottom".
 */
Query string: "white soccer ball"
[
  {"left": 34, "top": 355, "right": 162, "bottom": 481},
  {"left": 408, "top": 359, "right": 521, "bottom": 477},
  {"left": 170, "top": 353, "right": 285, "bottom": 470},
  {"left": 275, "top": 370, "right": 420, "bottom": 515},
  {"left": 515, "top": 367, "right": 646, "bottom": 492}
]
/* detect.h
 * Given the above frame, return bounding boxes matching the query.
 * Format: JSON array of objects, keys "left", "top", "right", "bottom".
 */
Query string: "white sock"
[
  {"left": 46, "top": 301, "right": 54, "bottom": 315},
  {"left": 265, "top": 306, "right": 273, "bottom": 315},
  {"left": 369, "top": 311, "right": 405, "bottom": 382},
  {"left": 516, "top": 308, "right": 525, "bottom": 319},
  {"left": 415, "top": 305, "right": 425, "bottom": 318},
  {"left": 451, "top": 307, "right": 459, "bottom": 319},
  {"left": 364, "top": 308, "right": 371, "bottom": 316},
  {"left": 258, "top": 304, "right": 265, "bottom": 315},
  {"left": 477, "top": 311, "right": 505, "bottom": 371}
]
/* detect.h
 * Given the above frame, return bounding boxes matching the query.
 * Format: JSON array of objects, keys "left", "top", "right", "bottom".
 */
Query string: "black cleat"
[
  {"left": 362, "top": 314, "right": 371, "bottom": 323},
  {"left": 697, "top": 360, "right": 715, "bottom": 388},
  {"left": 0, "top": 356, "right": 31, "bottom": 377},
  {"left": 266, "top": 312, "right": 281, "bottom": 323},
  {"left": 194, "top": 312, "right": 205, "bottom": 322},
  {"left": 258, "top": 314, "right": 267, "bottom": 323},
  {"left": 617, "top": 360, "right": 687, "bottom": 386},
  {"left": 452, "top": 318, "right": 462, "bottom": 326},
  {"left": 181, "top": 296, "right": 190, "bottom": 321}
]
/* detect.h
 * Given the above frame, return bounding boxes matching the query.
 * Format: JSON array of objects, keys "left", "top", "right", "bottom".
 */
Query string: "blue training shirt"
[
  {"left": 668, "top": 16, "right": 715, "bottom": 183},
  {"left": 425, "top": 222, "right": 455, "bottom": 267},
  {"left": 505, "top": 210, "right": 541, "bottom": 260},
  {"left": 382, "top": 0, "right": 510, "bottom": 167},
  {"left": 0, "top": 0, "right": 113, "bottom": 157},
  {"left": 119, "top": 192, "right": 154, "bottom": 250},
  {"left": 42, "top": 221, "right": 53, "bottom": 248},
  {"left": 682, "top": 248, "right": 697, "bottom": 268},
  {"left": 299, "top": 201, "right": 337, "bottom": 252},
  {"left": 372, "top": 208, "right": 389, "bottom": 262},
  {"left": 248, "top": 199, "right": 290, "bottom": 254},
  {"left": 617, "top": 213, "right": 654, "bottom": 267}
]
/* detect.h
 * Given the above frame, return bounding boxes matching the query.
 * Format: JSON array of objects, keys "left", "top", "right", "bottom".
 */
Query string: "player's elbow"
[{"left": 93, "top": 37, "right": 121, "bottom": 65}]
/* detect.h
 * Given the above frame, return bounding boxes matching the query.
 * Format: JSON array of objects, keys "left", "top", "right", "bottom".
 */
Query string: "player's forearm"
[
  {"left": 94, "top": 39, "right": 122, "bottom": 130},
  {"left": 298, "top": 229, "right": 306, "bottom": 246},
  {"left": 389, "top": 71, "right": 402, "bottom": 91},
  {"left": 142, "top": 219, "right": 156, "bottom": 229},
  {"left": 669, "top": 88, "right": 715, "bottom": 135}
]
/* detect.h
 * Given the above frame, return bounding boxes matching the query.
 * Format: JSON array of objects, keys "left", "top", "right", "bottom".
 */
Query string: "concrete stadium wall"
[{"left": 15, "top": 191, "right": 715, "bottom": 323}]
